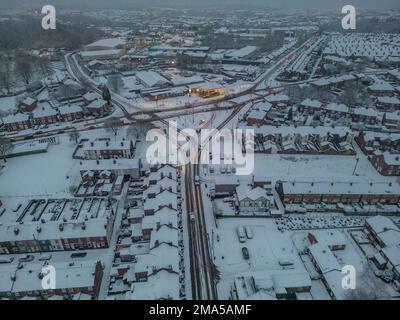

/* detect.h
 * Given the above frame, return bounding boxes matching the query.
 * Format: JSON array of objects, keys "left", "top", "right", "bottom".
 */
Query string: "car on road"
[
  {"left": 38, "top": 254, "right": 52, "bottom": 261},
  {"left": 242, "top": 247, "right": 250, "bottom": 260},
  {"left": 0, "top": 257, "right": 14, "bottom": 264},
  {"left": 19, "top": 254, "right": 34, "bottom": 262},
  {"left": 71, "top": 252, "right": 87, "bottom": 258}
]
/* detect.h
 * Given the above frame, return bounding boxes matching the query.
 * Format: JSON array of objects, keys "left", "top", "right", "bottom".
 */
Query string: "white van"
[
  {"left": 237, "top": 226, "right": 246, "bottom": 243},
  {"left": 245, "top": 226, "right": 254, "bottom": 239}
]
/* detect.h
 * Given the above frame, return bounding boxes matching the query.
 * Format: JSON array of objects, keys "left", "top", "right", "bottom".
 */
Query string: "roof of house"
[
  {"left": 236, "top": 185, "right": 269, "bottom": 202},
  {"left": 0, "top": 260, "right": 100, "bottom": 293},
  {"left": 85, "top": 38, "right": 127, "bottom": 49},
  {"left": 136, "top": 71, "right": 169, "bottom": 88},
  {"left": 381, "top": 244, "right": 400, "bottom": 266},
  {"left": 86, "top": 99, "right": 108, "bottom": 110},
  {"left": 283, "top": 181, "right": 400, "bottom": 196},
  {"left": 300, "top": 98, "right": 322, "bottom": 109},
  {"left": 308, "top": 230, "right": 347, "bottom": 248},
  {"left": 58, "top": 105, "right": 83, "bottom": 115},
  {"left": 3, "top": 113, "right": 30, "bottom": 124},
  {"left": 308, "top": 243, "right": 341, "bottom": 273}
]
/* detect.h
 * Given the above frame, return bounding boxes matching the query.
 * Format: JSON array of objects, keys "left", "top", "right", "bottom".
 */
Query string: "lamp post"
[{"left": 352, "top": 157, "right": 359, "bottom": 176}]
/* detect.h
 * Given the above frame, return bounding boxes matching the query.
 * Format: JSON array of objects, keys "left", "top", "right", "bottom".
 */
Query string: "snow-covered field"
[
  {"left": 0, "top": 96, "right": 17, "bottom": 113},
  {"left": 0, "top": 135, "right": 77, "bottom": 198}
]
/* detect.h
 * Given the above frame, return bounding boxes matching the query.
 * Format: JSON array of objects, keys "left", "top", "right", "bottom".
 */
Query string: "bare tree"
[
  {"left": 107, "top": 73, "right": 124, "bottom": 94},
  {"left": 16, "top": 56, "right": 34, "bottom": 85},
  {"left": 68, "top": 129, "right": 81, "bottom": 144},
  {"left": 36, "top": 59, "right": 52, "bottom": 78},
  {"left": 0, "top": 68, "right": 12, "bottom": 94},
  {"left": 104, "top": 116, "right": 123, "bottom": 136},
  {"left": 0, "top": 137, "right": 14, "bottom": 163},
  {"left": 0, "top": 110, "right": 11, "bottom": 122},
  {"left": 0, "top": 54, "right": 13, "bottom": 95},
  {"left": 69, "top": 185, "right": 78, "bottom": 196},
  {"left": 127, "top": 122, "right": 153, "bottom": 140},
  {"left": 345, "top": 263, "right": 391, "bottom": 300}
]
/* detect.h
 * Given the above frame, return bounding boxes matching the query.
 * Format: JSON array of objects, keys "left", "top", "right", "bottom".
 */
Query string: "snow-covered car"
[
  {"left": 38, "top": 254, "right": 52, "bottom": 261},
  {"left": 18, "top": 255, "right": 34, "bottom": 262}
]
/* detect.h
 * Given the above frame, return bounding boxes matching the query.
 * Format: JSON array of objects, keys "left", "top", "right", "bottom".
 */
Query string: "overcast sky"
[{"left": 2, "top": 0, "right": 400, "bottom": 10}]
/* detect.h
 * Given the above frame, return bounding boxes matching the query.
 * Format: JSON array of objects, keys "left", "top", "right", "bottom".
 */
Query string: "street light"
[{"left": 352, "top": 157, "right": 359, "bottom": 176}]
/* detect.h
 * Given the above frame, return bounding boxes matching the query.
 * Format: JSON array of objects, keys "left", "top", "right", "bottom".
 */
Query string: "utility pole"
[{"left": 352, "top": 157, "right": 359, "bottom": 176}]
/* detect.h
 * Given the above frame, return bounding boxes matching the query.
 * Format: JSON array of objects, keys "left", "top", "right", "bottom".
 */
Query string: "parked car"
[
  {"left": 237, "top": 226, "right": 246, "bottom": 243},
  {"left": 38, "top": 254, "right": 52, "bottom": 261},
  {"left": 242, "top": 247, "right": 250, "bottom": 260},
  {"left": 71, "top": 252, "right": 87, "bottom": 258},
  {"left": 0, "top": 257, "right": 14, "bottom": 264},
  {"left": 18, "top": 255, "right": 34, "bottom": 262},
  {"left": 245, "top": 226, "right": 254, "bottom": 239}
]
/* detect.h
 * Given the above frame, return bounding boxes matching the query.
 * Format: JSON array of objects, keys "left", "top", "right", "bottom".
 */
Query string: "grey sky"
[{"left": 2, "top": 0, "right": 400, "bottom": 10}]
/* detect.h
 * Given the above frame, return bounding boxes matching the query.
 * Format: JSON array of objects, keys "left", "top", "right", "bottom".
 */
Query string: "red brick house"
[
  {"left": 86, "top": 99, "right": 111, "bottom": 115},
  {"left": 246, "top": 109, "right": 267, "bottom": 126},
  {"left": 383, "top": 112, "right": 400, "bottom": 130},
  {"left": 18, "top": 97, "right": 37, "bottom": 112},
  {"left": 368, "top": 83, "right": 396, "bottom": 97},
  {"left": 32, "top": 106, "right": 59, "bottom": 125},
  {"left": 83, "top": 92, "right": 98, "bottom": 105},
  {"left": 2, "top": 113, "right": 31, "bottom": 131},
  {"left": 0, "top": 260, "right": 103, "bottom": 299},
  {"left": 356, "top": 131, "right": 400, "bottom": 155},
  {"left": 58, "top": 105, "right": 84, "bottom": 122},
  {"left": 370, "top": 152, "right": 400, "bottom": 176},
  {"left": 276, "top": 181, "right": 400, "bottom": 205}
]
